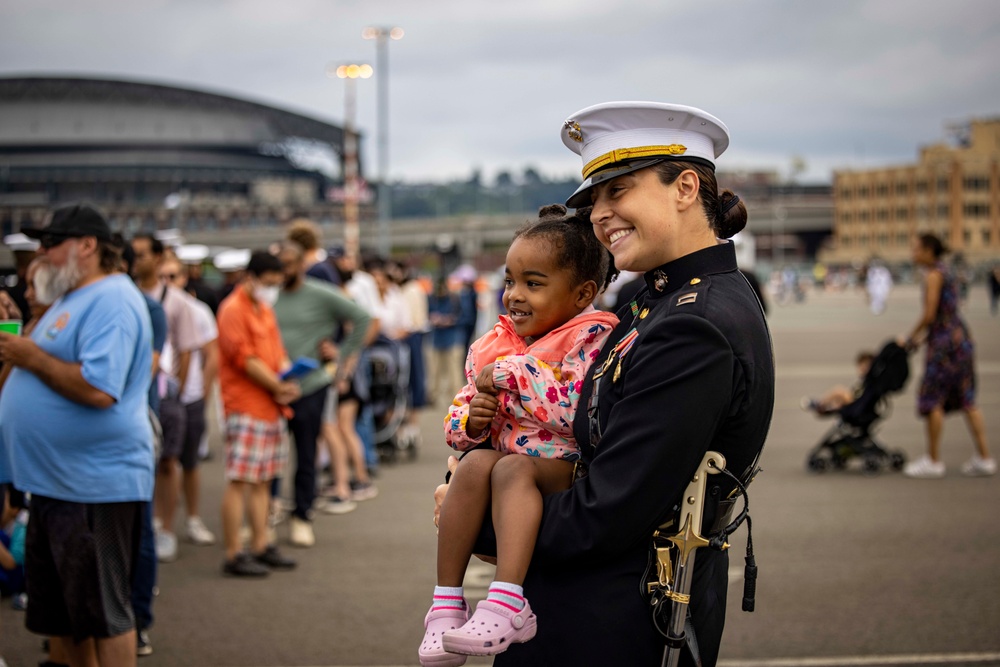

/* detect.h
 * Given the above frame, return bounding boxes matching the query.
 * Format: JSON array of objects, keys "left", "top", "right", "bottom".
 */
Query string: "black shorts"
[
  {"left": 180, "top": 398, "right": 206, "bottom": 471},
  {"left": 25, "top": 495, "right": 141, "bottom": 642},
  {"left": 158, "top": 395, "right": 187, "bottom": 461},
  {"left": 338, "top": 377, "right": 362, "bottom": 404}
]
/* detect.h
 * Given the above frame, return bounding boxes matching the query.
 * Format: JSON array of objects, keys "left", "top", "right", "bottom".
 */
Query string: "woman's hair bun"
[{"left": 714, "top": 190, "right": 748, "bottom": 239}]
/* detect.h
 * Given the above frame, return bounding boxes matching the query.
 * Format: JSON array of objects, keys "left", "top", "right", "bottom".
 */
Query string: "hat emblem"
[{"left": 564, "top": 120, "right": 583, "bottom": 143}]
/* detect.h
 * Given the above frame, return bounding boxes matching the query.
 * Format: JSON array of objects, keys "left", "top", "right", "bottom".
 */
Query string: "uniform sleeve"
[
  {"left": 492, "top": 323, "right": 615, "bottom": 441},
  {"left": 534, "top": 314, "right": 734, "bottom": 564},
  {"left": 445, "top": 346, "right": 491, "bottom": 451}
]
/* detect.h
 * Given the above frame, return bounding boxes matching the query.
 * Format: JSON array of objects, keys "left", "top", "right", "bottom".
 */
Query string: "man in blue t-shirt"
[{"left": 0, "top": 203, "right": 153, "bottom": 666}]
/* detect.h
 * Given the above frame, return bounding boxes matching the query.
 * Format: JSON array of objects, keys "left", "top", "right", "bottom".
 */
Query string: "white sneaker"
[
  {"left": 903, "top": 455, "right": 945, "bottom": 479},
  {"left": 185, "top": 516, "right": 216, "bottom": 546},
  {"left": 960, "top": 455, "right": 997, "bottom": 477},
  {"left": 155, "top": 530, "right": 178, "bottom": 562},
  {"left": 315, "top": 496, "right": 358, "bottom": 515},
  {"left": 289, "top": 516, "right": 315, "bottom": 548},
  {"left": 350, "top": 482, "right": 379, "bottom": 502}
]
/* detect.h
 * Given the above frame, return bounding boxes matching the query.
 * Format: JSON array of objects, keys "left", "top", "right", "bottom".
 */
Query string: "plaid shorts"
[{"left": 224, "top": 413, "right": 288, "bottom": 483}]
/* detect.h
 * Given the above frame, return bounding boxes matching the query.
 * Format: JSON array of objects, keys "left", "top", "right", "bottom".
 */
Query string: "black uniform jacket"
[{"left": 493, "top": 241, "right": 774, "bottom": 667}]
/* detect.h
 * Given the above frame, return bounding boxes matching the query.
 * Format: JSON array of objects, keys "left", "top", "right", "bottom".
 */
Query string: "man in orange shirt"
[{"left": 216, "top": 251, "right": 301, "bottom": 577}]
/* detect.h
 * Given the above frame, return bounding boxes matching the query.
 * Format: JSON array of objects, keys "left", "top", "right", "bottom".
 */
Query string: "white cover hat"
[
  {"left": 3, "top": 233, "right": 40, "bottom": 252},
  {"left": 175, "top": 244, "right": 210, "bottom": 264},
  {"left": 561, "top": 101, "right": 730, "bottom": 208},
  {"left": 213, "top": 248, "right": 251, "bottom": 272}
]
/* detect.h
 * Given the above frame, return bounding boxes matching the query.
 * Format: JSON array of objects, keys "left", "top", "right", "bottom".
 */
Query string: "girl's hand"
[
  {"left": 466, "top": 391, "right": 499, "bottom": 438},
  {"left": 474, "top": 363, "right": 497, "bottom": 394}
]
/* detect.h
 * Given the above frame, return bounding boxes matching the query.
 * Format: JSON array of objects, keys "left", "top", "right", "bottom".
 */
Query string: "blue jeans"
[{"left": 359, "top": 403, "right": 378, "bottom": 472}]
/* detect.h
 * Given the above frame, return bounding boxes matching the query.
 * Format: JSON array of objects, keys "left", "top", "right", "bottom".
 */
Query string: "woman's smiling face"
[{"left": 589, "top": 167, "right": 680, "bottom": 273}]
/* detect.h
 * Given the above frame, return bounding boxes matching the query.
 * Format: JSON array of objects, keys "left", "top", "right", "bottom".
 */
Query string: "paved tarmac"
[{"left": 2, "top": 283, "right": 999, "bottom": 667}]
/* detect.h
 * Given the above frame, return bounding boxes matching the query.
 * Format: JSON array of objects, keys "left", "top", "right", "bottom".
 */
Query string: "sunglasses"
[
  {"left": 39, "top": 233, "right": 77, "bottom": 250},
  {"left": 160, "top": 273, "right": 178, "bottom": 281}
]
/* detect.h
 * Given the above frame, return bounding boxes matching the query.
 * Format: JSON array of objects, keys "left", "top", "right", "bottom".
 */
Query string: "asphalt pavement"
[{"left": 2, "top": 283, "right": 999, "bottom": 667}]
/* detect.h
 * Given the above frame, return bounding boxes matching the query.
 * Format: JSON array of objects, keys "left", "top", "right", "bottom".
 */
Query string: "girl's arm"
[{"left": 445, "top": 347, "right": 492, "bottom": 451}]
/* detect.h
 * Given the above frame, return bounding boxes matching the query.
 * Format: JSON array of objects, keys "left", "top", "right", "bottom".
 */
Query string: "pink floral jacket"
[{"left": 445, "top": 306, "right": 619, "bottom": 460}]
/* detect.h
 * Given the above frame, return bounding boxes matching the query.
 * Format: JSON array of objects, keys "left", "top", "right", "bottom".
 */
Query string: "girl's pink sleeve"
[
  {"left": 492, "top": 322, "right": 616, "bottom": 440},
  {"left": 444, "top": 346, "right": 491, "bottom": 451}
]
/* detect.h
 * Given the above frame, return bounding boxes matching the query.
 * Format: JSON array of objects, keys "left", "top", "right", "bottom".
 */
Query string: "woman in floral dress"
[{"left": 903, "top": 233, "right": 994, "bottom": 478}]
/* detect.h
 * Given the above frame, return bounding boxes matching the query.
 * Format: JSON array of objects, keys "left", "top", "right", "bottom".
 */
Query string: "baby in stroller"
[{"left": 803, "top": 341, "right": 910, "bottom": 474}]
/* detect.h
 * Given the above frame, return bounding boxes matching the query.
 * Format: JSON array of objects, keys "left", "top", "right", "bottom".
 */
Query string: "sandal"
[
  {"left": 418, "top": 602, "right": 469, "bottom": 667},
  {"left": 441, "top": 599, "right": 537, "bottom": 656}
]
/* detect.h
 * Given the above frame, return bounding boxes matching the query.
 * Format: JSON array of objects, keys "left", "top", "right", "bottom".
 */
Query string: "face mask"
[{"left": 253, "top": 284, "right": 280, "bottom": 307}]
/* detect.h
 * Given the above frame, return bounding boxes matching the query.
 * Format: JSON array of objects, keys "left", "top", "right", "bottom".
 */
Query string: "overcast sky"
[{"left": 2, "top": 0, "right": 999, "bottom": 185}]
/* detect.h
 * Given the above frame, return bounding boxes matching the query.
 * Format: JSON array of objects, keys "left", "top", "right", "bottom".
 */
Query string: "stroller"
[
  {"left": 364, "top": 336, "right": 419, "bottom": 464},
  {"left": 805, "top": 340, "right": 910, "bottom": 475}
]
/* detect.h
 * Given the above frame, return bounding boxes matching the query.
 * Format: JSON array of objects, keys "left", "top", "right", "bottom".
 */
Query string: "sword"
[{"left": 659, "top": 450, "right": 727, "bottom": 667}]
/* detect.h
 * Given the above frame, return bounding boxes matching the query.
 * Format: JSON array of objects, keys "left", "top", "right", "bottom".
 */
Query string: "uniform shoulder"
[{"left": 663, "top": 275, "right": 713, "bottom": 316}]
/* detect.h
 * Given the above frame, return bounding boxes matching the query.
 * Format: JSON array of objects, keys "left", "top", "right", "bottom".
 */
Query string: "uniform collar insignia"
[{"left": 642, "top": 242, "right": 737, "bottom": 298}]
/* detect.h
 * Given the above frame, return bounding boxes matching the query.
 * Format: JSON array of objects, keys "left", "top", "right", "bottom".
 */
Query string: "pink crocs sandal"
[
  {"left": 441, "top": 598, "right": 537, "bottom": 656},
  {"left": 419, "top": 602, "right": 469, "bottom": 667}
]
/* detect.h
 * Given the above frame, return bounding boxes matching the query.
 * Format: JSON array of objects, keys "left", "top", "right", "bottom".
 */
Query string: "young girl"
[{"left": 419, "top": 205, "right": 620, "bottom": 666}]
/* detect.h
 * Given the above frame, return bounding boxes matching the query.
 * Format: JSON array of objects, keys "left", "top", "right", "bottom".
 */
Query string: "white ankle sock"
[
  {"left": 486, "top": 580, "right": 525, "bottom": 611},
  {"left": 432, "top": 585, "right": 465, "bottom": 611}
]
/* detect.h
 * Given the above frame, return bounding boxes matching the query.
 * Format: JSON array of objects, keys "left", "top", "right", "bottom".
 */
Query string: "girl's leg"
[
  {"left": 437, "top": 449, "right": 504, "bottom": 586},
  {"left": 819, "top": 385, "right": 853, "bottom": 411},
  {"left": 490, "top": 455, "right": 574, "bottom": 586},
  {"left": 962, "top": 406, "right": 992, "bottom": 459}
]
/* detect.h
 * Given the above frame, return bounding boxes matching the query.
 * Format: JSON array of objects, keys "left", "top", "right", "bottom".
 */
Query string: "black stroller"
[
  {"left": 365, "top": 336, "right": 419, "bottom": 464},
  {"left": 805, "top": 341, "right": 910, "bottom": 475}
]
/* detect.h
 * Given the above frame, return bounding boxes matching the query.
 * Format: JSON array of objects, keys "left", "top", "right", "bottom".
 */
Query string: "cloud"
[{"left": 1, "top": 0, "right": 998, "bottom": 183}]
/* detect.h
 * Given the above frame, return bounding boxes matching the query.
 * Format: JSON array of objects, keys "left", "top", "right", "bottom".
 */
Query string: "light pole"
[
  {"left": 362, "top": 25, "right": 404, "bottom": 256},
  {"left": 326, "top": 62, "right": 373, "bottom": 260}
]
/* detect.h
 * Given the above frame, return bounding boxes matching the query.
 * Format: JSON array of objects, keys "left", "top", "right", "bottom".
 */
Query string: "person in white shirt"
[{"left": 160, "top": 257, "right": 218, "bottom": 546}]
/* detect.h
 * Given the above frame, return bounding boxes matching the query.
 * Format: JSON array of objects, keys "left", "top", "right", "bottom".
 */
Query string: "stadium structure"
[{"left": 0, "top": 75, "right": 364, "bottom": 244}]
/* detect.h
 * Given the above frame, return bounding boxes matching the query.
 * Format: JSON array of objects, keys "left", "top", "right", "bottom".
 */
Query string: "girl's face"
[
  {"left": 589, "top": 167, "right": 681, "bottom": 272},
  {"left": 502, "top": 236, "right": 592, "bottom": 341}
]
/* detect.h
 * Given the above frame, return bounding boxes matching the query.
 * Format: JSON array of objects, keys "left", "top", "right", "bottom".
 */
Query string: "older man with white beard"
[{"left": 0, "top": 202, "right": 153, "bottom": 667}]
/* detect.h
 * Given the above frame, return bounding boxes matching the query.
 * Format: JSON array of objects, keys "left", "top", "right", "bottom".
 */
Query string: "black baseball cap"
[{"left": 23, "top": 203, "right": 113, "bottom": 245}]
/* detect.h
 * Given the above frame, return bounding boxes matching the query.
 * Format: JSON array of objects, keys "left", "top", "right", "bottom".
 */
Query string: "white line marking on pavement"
[
  {"left": 244, "top": 658, "right": 1000, "bottom": 667},
  {"left": 718, "top": 653, "right": 1000, "bottom": 666}
]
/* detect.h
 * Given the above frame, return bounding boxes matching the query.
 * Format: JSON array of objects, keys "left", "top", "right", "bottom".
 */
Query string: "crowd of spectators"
[{"left": 0, "top": 203, "right": 479, "bottom": 666}]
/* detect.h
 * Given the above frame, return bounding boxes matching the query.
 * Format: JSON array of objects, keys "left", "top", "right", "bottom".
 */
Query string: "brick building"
[{"left": 826, "top": 118, "right": 1000, "bottom": 265}]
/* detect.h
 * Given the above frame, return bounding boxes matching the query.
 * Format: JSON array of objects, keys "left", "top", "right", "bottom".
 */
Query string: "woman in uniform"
[{"left": 434, "top": 102, "right": 774, "bottom": 667}]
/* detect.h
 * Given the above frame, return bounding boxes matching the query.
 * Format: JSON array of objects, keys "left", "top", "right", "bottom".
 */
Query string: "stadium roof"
[{"left": 0, "top": 75, "right": 346, "bottom": 150}]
